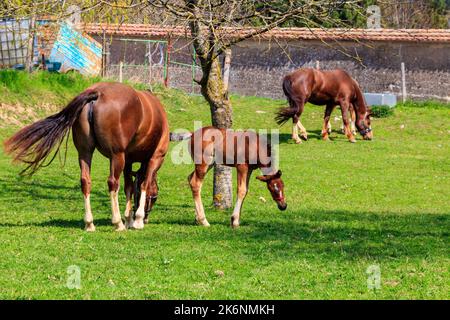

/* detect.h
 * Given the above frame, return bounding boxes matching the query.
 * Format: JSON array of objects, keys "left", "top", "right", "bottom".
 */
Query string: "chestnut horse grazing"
[
  {"left": 275, "top": 68, "right": 372, "bottom": 143},
  {"left": 4, "top": 82, "right": 169, "bottom": 231},
  {"left": 185, "top": 127, "right": 286, "bottom": 228}
]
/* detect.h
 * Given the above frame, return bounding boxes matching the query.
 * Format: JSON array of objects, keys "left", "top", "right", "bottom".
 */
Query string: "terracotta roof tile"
[{"left": 80, "top": 23, "right": 450, "bottom": 43}]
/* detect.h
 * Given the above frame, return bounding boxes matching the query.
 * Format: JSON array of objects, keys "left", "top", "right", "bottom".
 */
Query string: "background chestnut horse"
[
  {"left": 183, "top": 127, "right": 287, "bottom": 228},
  {"left": 4, "top": 82, "right": 169, "bottom": 231},
  {"left": 275, "top": 68, "right": 373, "bottom": 143}
]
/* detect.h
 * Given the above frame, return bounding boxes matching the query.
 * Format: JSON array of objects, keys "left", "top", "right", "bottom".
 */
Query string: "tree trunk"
[
  {"left": 201, "top": 56, "right": 233, "bottom": 209},
  {"left": 188, "top": 11, "right": 233, "bottom": 209}
]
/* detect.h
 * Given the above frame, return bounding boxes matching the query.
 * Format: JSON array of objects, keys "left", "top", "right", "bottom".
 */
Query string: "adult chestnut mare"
[
  {"left": 275, "top": 68, "right": 373, "bottom": 143},
  {"left": 4, "top": 82, "right": 169, "bottom": 231},
  {"left": 181, "top": 126, "right": 287, "bottom": 228}
]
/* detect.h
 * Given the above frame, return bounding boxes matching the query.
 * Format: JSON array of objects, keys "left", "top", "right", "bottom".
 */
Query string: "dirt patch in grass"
[{"left": 0, "top": 103, "right": 59, "bottom": 128}]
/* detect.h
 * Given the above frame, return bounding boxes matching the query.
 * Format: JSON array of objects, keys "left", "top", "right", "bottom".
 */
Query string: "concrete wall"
[
  {"left": 100, "top": 35, "right": 450, "bottom": 101},
  {"left": 228, "top": 39, "right": 449, "bottom": 101}
]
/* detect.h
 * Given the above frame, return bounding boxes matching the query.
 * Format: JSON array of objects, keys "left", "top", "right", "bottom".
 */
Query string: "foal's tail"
[
  {"left": 4, "top": 90, "right": 98, "bottom": 176},
  {"left": 275, "top": 76, "right": 299, "bottom": 125}
]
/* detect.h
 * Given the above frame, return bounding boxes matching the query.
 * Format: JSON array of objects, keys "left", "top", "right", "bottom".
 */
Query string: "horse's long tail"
[
  {"left": 275, "top": 76, "right": 299, "bottom": 125},
  {"left": 4, "top": 90, "right": 98, "bottom": 176}
]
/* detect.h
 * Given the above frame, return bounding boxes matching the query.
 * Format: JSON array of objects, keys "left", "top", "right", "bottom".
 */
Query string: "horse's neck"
[{"left": 353, "top": 85, "right": 367, "bottom": 118}]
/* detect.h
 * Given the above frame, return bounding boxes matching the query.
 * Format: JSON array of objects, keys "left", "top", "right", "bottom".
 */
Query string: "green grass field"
[{"left": 0, "top": 72, "right": 448, "bottom": 299}]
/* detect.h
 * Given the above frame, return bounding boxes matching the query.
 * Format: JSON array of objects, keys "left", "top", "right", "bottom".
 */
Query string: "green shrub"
[{"left": 370, "top": 105, "right": 395, "bottom": 118}]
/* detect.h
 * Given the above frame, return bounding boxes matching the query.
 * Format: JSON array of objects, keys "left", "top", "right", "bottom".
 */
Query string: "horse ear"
[{"left": 256, "top": 175, "right": 268, "bottom": 182}]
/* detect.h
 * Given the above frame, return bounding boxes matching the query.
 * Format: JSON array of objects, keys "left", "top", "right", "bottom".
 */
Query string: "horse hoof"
[
  {"left": 231, "top": 216, "right": 240, "bottom": 228},
  {"left": 294, "top": 139, "right": 302, "bottom": 144},
  {"left": 125, "top": 219, "right": 134, "bottom": 229},
  {"left": 144, "top": 218, "right": 149, "bottom": 224},
  {"left": 349, "top": 139, "right": 356, "bottom": 143},
  {"left": 300, "top": 135, "right": 308, "bottom": 141},
  {"left": 132, "top": 219, "right": 145, "bottom": 230},
  {"left": 85, "top": 224, "right": 96, "bottom": 232},
  {"left": 115, "top": 223, "right": 127, "bottom": 232},
  {"left": 196, "top": 219, "right": 210, "bottom": 227}
]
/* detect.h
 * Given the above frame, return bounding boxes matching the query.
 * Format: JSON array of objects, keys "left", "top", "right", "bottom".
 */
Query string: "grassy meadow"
[{"left": 0, "top": 71, "right": 448, "bottom": 299}]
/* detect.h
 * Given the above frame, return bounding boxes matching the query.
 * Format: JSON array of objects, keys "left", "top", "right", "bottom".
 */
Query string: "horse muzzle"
[
  {"left": 277, "top": 201, "right": 287, "bottom": 211},
  {"left": 360, "top": 128, "right": 373, "bottom": 140}
]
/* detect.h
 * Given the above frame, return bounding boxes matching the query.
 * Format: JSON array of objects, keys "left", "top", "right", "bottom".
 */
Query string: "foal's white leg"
[
  {"left": 189, "top": 169, "right": 210, "bottom": 227},
  {"left": 84, "top": 194, "right": 95, "bottom": 232},
  {"left": 111, "top": 190, "right": 126, "bottom": 231},
  {"left": 132, "top": 190, "right": 146, "bottom": 230},
  {"left": 231, "top": 169, "right": 248, "bottom": 228},
  {"left": 231, "top": 197, "right": 245, "bottom": 229},
  {"left": 327, "top": 121, "right": 332, "bottom": 134},
  {"left": 193, "top": 187, "right": 209, "bottom": 227}
]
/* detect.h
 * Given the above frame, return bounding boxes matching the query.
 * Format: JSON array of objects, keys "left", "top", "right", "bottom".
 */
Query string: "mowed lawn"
[{"left": 0, "top": 87, "right": 448, "bottom": 299}]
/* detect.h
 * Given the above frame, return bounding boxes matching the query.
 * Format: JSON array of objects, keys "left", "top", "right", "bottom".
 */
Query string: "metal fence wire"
[{"left": 106, "top": 38, "right": 202, "bottom": 94}]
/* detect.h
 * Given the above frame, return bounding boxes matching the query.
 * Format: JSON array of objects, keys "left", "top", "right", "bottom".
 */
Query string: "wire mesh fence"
[{"left": 105, "top": 38, "right": 202, "bottom": 94}]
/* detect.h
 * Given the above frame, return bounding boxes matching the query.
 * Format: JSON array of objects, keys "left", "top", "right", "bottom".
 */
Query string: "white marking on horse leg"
[
  {"left": 124, "top": 197, "right": 134, "bottom": 229},
  {"left": 327, "top": 121, "right": 332, "bottom": 134},
  {"left": 351, "top": 121, "right": 356, "bottom": 135},
  {"left": 231, "top": 198, "right": 243, "bottom": 228},
  {"left": 84, "top": 194, "right": 95, "bottom": 232},
  {"left": 132, "top": 191, "right": 146, "bottom": 229},
  {"left": 297, "top": 121, "right": 308, "bottom": 140},
  {"left": 194, "top": 186, "right": 210, "bottom": 227},
  {"left": 110, "top": 191, "right": 126, "bottom": 231},
  {"left": 292, "top": 124, "right": 302, "bottom": 144}
]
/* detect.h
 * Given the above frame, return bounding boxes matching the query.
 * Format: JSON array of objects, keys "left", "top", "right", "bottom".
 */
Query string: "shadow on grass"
[
  {"left": 0, "top": 171, "right": 447, "bottom": 262},
  {"left": 151, "top": 208, "right": 449, "bottom": 261},
  {"left": 278, "top": 130, "right": 349, "bottom": 144},
  {"left": 0, "top": 177, "right": 105, "bottom": 200},
  {"left": 0, "top": 218, "right": 112, "bottom": 229},
  {"left": 0, "top": 208, "right": 447, "bottom": 261}
]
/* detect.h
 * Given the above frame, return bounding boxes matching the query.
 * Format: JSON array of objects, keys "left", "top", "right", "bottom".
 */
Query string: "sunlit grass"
[{"left": 0, "top": 74, "right": 448, "bottom": 299}]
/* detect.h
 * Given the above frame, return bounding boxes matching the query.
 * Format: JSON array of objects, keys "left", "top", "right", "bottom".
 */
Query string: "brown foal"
[
  {"left": 275, "top": 68, "right": 373, "bottom": 143},
  {"left": 4, "top": 82, "right": 169, "bottom": 231},
  {"left": 186, "top": 127, "right": 287, "bottom": 228}
]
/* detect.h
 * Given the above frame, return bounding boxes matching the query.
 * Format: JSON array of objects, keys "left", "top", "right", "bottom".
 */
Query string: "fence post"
[
  {"left": 164, "top": 37, "right": 172, "bottom": 88},
  {"left": 25, "top": 16, "right": 36, "bottom": 72},
  {"left": 147, "top": 42, "right": 152, "bottom": 86},
  {"left": 223, "top": 48, "right": 232, "bottom": 93},
  {"left": 101, "top": 30, "right": 106, "bottom": 77},
  {"left": 119, "top": 61, "right": 123, "bottom": 83},
  {"left": 191, "top": 45, "right": 196, "bottom": 94},
  {"left": 401, "top": 62, "right": 407, "bottom": 103}
]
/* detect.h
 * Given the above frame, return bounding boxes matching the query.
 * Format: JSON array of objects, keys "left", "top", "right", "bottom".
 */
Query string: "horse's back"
[
  {"left": 287, "top": 68, "right": 357, "bottom": 104},
  {"left": 132, "top": 90, "right": 170, "bottom": 155},
  {"left": 73, "top": 82, "right": 168, "bottom": 160},
  {"left": 190, "top": 127, "right": 267, "bottom": 167}
]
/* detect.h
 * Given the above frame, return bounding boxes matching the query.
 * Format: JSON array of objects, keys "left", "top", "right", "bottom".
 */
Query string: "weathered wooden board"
[{"left": 50, "top": 21, "right": 102, "bottom": 76}]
